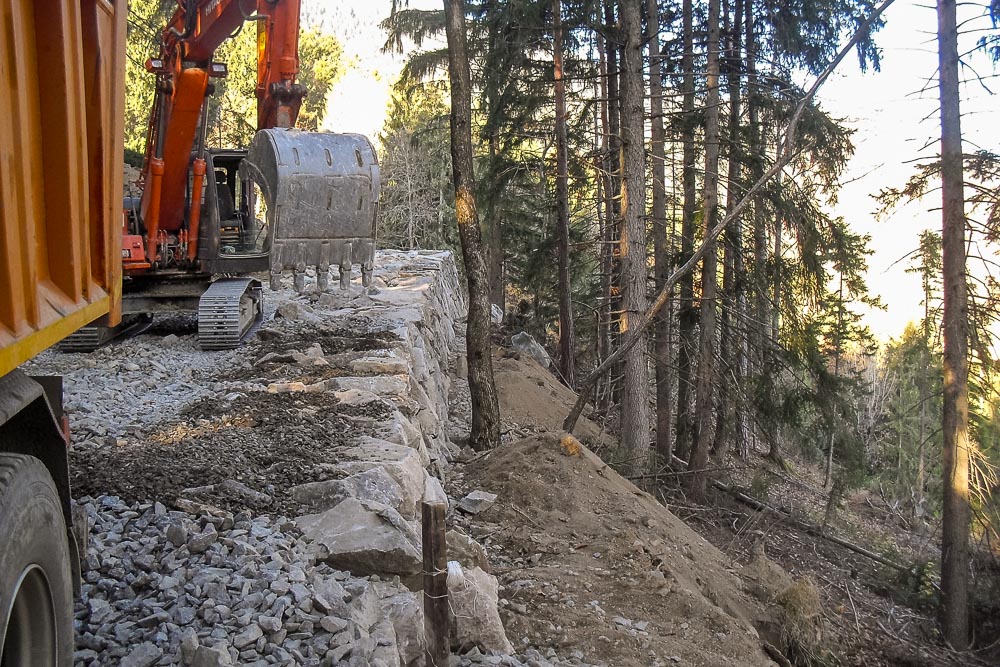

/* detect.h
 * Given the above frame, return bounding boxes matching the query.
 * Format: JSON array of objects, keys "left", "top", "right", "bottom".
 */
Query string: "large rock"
[
  {"left": 331, "top": 375, "right": 409, "bottom": 398},
  {"left": 191, "top": 644, "right": 233, "bottom": 667},
  {"left": 334, "top": 388, "right": 386, "bottom": 407},
  {"left": 291, "top": 468, "right": 404, "bottom": 514},
  {"left": 119, "top": 642, "right": 161, "bottom": 667},
  {"left": 275, "top": 301, "right": 320, "bottom": 323},
  {"left": 340, "top": 439, "right": 430, "bottom": 519},
  {"left": 450, "top": 566, "right": 513, "bottom": 655},
  {"left": 377, "top": 413, "right": 430, "bottom": 466},
  {"left": 447, "top": 529, "right": 490, "bottom": 572},
  {"left": 369, "top": 617, "right": 402, "bottom": 667},
  {"left": 295, "top": 498, "right": 422, "bottom": 577},
  {"left": 511, "top": 331, "right": 551, "bottom": 368},
  {"left": 351, "top": 349, "right": 410, "bottom": 375},
  {"left": 457, "top": 490, "right": 497, "bottom": 515},
  {"left": 347, "top": 580, "right": 382, "bottom": 631},
  {"left": 382, "top": 592, "right": 426, "bottom": 667}
]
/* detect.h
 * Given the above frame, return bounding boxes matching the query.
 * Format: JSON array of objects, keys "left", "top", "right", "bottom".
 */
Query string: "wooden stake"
[{"left": 422, "top": 500, "right": 449, "bottom": 666}]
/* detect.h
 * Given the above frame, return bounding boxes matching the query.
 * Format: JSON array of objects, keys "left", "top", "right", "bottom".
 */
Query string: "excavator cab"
[{"left": 197, "top": 150, "right": 273, "bottom": 275}]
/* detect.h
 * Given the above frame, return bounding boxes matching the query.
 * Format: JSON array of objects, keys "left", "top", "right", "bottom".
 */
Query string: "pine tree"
[
  {"left": 687, "top": 0, "right": 723, "bottom": 498},
  {"left": 617, "top": 0, "right": 650, "bottom": 476},
  {"left": 444, "top": 0, "right": 502, "bottom": 452},
  {"left": 937, "top": 0, "right": 971, "bottom": 646}
]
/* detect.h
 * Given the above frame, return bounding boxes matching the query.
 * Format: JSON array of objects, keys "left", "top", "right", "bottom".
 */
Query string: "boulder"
[
  {"left": 291, "top": 468, "right": 404, "bottom": 514},
  {"left": 350, "top": 349, "right": 410, "bottom": 375},
  {"left": 382, "top": 592, "right": 426, "bottom": 667},
  {"left": 313, "top": 576, "right": 350, "bottom": 617},
  {"left": 341, "top": 439, "right": 430, "bottom": 519},
  {"left": 334, "top": 388, "right": 385, "bottom": 407},
  {"left": 377, "top": 413, "right": 430, "bottom": 466},
  {"left": 348, "top": 582, "right": 382, "bottom": 631},
  {"left": 447, "top": 529, "right": 490, "bottom": 572},
  {"left": 332, "top": 375, "right": 409, "bottom": 398},
  {"left": 457, "top": 490, "right": 497, "bottom": 515},
  {"left": 295, "top": 498, "right": 422, "bottom": 577},
  {"left": 511, "top": 331, "right": 551, "bottom": 368},
  {"left": 450, "top": 566, "right": 513, "bottom": 655},
  {"left": 119, "top": 642, "right": 161, "bottom": 667},
  {"left": 370, "top": 617, "right": 402, "bottom": 667},
  {"left": 191, "top": 644, "right": 233, "bottom": 667},
  {"left": 275, "top": 301, "right": 320, "bottom": 322}
]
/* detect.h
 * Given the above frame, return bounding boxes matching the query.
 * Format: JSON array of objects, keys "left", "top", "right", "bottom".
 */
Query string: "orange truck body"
[{"left": 0, "top": 0, "right": 126, "bottom": 378}]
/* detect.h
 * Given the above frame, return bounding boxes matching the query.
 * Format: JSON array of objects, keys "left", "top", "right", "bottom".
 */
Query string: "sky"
[
  {"left": 312, "top": 0, "right": 998, "bottom": 343},
  {"left": 820, "top": 0, "right": 998, "bottom": 341},
  {"left": 304, "top": 0, "right": 442, "bottom": 141}
]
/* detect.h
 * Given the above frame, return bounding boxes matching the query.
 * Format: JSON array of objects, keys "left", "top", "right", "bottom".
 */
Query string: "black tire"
[{"left": 0, "top": 454, "right": 74, "bottom": 666}]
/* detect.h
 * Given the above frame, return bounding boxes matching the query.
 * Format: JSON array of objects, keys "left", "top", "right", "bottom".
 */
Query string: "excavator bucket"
[{"left": 242, "top": 129, "right": 380, "bottom": 291}]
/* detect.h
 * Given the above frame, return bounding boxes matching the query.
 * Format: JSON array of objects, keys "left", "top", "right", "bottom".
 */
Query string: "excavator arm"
[{"left": 139, "top": 0, "right": 305, "bottom": 264}]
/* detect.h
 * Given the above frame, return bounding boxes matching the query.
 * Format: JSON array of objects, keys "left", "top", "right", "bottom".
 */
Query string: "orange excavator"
[{"left": 65, "top": 0, "right": 380, "bottom": 351}]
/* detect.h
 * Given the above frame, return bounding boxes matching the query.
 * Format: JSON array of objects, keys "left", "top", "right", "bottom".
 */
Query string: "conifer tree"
[{"left": 618, "top": 0, "right": 650, "bottom": 476}]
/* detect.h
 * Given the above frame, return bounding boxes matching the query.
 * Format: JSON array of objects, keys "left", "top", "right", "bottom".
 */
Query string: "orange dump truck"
[{"left": 0, "top": 1, "right": 125, "bottom": 662}]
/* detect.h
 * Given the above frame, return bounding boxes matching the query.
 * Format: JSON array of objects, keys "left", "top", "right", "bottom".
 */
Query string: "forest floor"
[{"left": 453, "top": 350, "right": 1000, "bottom": 667}]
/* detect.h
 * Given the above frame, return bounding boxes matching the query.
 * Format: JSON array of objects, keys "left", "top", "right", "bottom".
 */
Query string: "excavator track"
[
  {"left": 59, "top": 314, "right": 154, "bottom": 353},
  {"left": 197, "top": 278, "right": 264, "bottom": 350}
]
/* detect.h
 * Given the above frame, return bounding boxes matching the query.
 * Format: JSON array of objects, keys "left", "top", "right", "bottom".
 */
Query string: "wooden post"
[{"left": 422, "top": 500, "right": 449, "bottom": 666}]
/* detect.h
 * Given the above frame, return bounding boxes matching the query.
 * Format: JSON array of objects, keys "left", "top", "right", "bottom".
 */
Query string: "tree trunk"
[
  {"left": 444, "top": 0, "right": 501, "bottom": 452},
  {"left": 686, "top": 0, "right": 722, "bottom": 498},
  {"left": 604, "top": 0, "right": 623, "bottom": 409},
  {"left": 485, "top": 138, "right": 504, "bottom": 310},
  {"left": 675, "top": 0, "right": 698, "bottom": 464},
  {"left": 553, "top": 0, "right": 575, "bottom": 387},
  {"left": 712, "top": 0, "right": 745, "bottom": 461},
  {"left": 646, "top": 0, "right": 671, "bottom": 463},
  {"left": 824, "top": 274, "right": 844, "bottom": 489},
  {"left": 937, "top": 0, "right": 970, "bottom": 648},
  {"left": 765, "top": 212, "right": 784, "bottom": 465},
  {"left": 596, "top": 32, "right": 612, "bottom": 402},
  {"left": 617, "top": 0, "right": 649, "bottom": 477},
  {"left": 745, "top": 0, "right": 764, "bottom": 458}
]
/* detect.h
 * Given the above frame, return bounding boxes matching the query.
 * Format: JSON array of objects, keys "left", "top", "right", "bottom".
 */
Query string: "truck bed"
[{"left": 0, "top": 0, "right": 126, "bottom": 377}]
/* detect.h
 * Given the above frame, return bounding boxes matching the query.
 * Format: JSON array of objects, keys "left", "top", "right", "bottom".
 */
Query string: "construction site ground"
[{"left": 22, "top": 250, "right": 993, "bottom": 666}]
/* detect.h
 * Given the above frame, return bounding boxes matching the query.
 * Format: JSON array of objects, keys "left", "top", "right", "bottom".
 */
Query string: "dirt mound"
[
  {"left": 493, "top": 352, "right": 613, "bottom": 446},
  {"left": 454, "top": 433, "right": 776, "bottom": 667}
]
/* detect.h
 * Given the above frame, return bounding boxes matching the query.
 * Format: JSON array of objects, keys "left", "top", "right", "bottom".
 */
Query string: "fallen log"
[{"left": 712, "top": 480, "right": 913, "bottom": 575}]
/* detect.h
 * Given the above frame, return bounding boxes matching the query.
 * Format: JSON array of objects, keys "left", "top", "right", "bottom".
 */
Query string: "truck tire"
[{"left": 0, "top": 454, "right": 74, "bottom": 666}]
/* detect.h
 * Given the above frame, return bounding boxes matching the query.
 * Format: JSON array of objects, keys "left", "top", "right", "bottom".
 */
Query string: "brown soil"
[
  {"left": 493, "top": 352, "right": 614, "bottom": 448},
  {"left": 452, "top": 433, "right": 774, "bottom": 666},
  {"left": 455, "top": 351, "right": 997, "bottom": 667}
]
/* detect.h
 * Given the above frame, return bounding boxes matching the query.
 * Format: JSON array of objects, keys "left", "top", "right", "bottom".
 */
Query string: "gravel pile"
[
  {"left": 75, "top": 495, "right": 417, "bottom": 666},
  {"left": 24, "top": 317, "right": 243, "bottom": 447}
]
